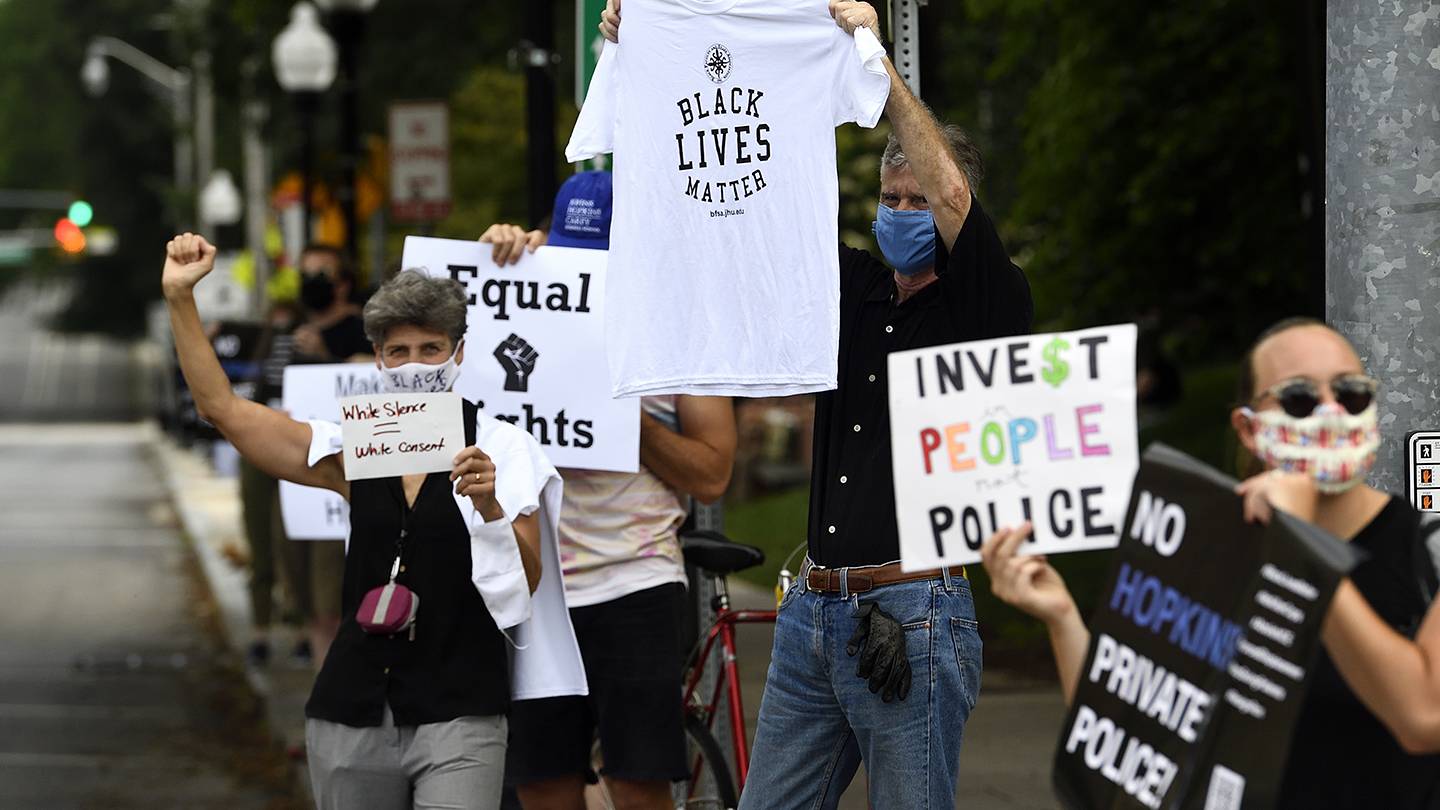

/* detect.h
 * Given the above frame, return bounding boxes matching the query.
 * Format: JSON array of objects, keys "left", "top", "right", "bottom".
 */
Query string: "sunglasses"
[{"left": 1253, "top": 374, "right": 1378, "bottom": 418}]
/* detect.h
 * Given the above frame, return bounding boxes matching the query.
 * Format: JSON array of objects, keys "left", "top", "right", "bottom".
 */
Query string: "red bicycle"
[{"left": 677, "top": 531, "right": 781, "bottom": 809}]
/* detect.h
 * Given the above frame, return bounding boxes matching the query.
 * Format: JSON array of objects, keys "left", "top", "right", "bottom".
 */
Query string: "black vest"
[{"left": 305, "top": 399, "right": 510, "bottom": 726}]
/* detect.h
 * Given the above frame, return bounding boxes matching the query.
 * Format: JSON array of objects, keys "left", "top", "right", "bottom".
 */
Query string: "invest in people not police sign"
[{"left": 888, "top": 324, "right": 1139, "bottom": 570}]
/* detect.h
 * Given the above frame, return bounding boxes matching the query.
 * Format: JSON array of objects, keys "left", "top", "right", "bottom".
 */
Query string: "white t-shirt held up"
[{"left": 567, "top": 0, "right": 891, "bottom": 398}]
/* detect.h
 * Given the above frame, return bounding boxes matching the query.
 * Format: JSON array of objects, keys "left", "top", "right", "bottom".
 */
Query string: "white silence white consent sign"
[
  {"left": 401, "top": 237, "right": 639, "bottom": 473},
  {"left": 339, "top": 392, "right": 466, "bottom": 481},
  {"left": 888, "top": 324, "right": 1139, "bottom": 571},
  {"left": 280, "top": 363, "right": 386, "bottom": 540}
]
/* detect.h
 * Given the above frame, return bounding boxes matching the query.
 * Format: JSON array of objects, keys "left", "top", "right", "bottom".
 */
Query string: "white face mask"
[
  {"left": 1244, "top": 402, "right": 1380, "bottom": 493},
  {"left": 379, "top": 342, "right": 462, "bottom": 394}
]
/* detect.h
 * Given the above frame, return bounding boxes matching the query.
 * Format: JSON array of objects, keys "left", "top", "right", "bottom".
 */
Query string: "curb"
[{"left": 150, "top": 430, "right": 314, "bottom": 804}]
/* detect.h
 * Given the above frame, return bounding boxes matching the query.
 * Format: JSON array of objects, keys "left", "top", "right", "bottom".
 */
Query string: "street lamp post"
[
  {"left": 82, "top": 36, "right": 199, "bottom": 228},
  {"left": 199, "top": 170, "right": 243, "bottom": 230},
  {"left": 315, "top": 0, "right": 379, "bottom": 265},
  {"left": 272, "top": 2, "right": 337, "bottom": 248},
  {"left": 518, "top": 0, "right": 559, "bottom": 230}
]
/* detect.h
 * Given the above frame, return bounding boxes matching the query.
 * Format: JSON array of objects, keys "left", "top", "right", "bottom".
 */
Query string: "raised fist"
[
  {"left": 162, "top": 233, "right": 218, "bottom": 300},
  {"left": 493, "top": 333, "right": 539, "bottom": 392}
]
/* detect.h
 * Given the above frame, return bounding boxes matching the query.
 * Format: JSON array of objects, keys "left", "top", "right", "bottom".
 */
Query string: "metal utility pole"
[
  {"left": 243, "top": 99, "right": 271, "bottom": 315},
  {"left": 194, "top": 49, "right": 215, "bottom": 229},
  {"left": 82, "top": 36, "right": 196, "bottom": 228},
  {"left": 329, "top": 9, "right": 366, "bottom": 263},
  {"left": 888, "top": 0, "right": 925, "bottom": 96},
  {"left": 298, "top": 92, "right": 320, "bottom": 244},
  {"left": 521, "top": 0, "right": 558, "bottom": 229},
  {"left": 1326, "top": 1, "right": 1440, "bottom": 493}
]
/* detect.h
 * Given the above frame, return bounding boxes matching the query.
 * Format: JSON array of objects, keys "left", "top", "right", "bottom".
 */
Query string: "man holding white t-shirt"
[
  {"left": 593, "top": 2, "right": 1032, "bottom": 807},
  {"left": 570, "top": 0, "right": 896, "bottom": 398},
  {"left": 478, "top": 170, "right": 738, "bottom": 810}
]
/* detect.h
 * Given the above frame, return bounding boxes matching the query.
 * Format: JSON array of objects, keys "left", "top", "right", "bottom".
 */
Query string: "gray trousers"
[{"left": 306, "top": 705, "right": 507, "bottom": 810}]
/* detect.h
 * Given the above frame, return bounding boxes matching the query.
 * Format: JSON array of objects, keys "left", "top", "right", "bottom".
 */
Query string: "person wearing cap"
[{"left": 478, "top": 171, "right": 738, "bottom": 810}]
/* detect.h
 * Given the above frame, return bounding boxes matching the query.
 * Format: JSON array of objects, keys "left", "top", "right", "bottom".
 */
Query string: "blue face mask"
[{"left": 872, "top": 204, "right": 937, "bottom": 276}]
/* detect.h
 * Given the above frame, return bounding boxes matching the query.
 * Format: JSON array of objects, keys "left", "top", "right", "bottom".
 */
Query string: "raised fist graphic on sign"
[{"left": 494, "top": 333, "right": 540, "bottom": 392}]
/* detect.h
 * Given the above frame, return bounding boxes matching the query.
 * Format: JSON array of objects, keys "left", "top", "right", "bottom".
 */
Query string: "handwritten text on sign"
[
  {"left": 401, "top": 237, "right": 639, "bottom": 473},
  {"left": 339, "top": 392, "right": 466, "bottom": 481},
  {"left": 888, "top": 325, "right": 1139, "bottom": 570},
  {"left": 280, "top": 363, "right": 385, "bottom": 540}
]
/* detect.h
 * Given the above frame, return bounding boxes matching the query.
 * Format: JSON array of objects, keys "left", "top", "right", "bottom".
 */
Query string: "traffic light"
[
  {"left": 67, "top": 200, "right": 94, "bottom": 228},
  {"left": 54, "top": 217, "right": 86, "bottom": 254}
]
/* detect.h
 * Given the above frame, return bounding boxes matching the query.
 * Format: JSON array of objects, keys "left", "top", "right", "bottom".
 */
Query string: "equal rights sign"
[{"left": 372, "top": 421, "right": 402, "bottom": 437}]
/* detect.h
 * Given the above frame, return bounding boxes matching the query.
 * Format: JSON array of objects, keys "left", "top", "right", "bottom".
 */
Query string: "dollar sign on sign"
[{"left": 1041, "top": 336, "right": 1071, "bottom": 387}]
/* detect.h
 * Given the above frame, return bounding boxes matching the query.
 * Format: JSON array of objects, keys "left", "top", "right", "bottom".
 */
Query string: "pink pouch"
[{"left": 358, "top": 576, "right": 419, "bottom": 637}]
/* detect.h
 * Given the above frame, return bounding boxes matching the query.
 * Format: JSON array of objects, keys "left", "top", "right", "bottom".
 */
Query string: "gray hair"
[
  {"left": 880, "top": 124, "right": 984, "bottom": 188},
  {"left": 362, "top": 270, "right": 468, "bottom": 348}
]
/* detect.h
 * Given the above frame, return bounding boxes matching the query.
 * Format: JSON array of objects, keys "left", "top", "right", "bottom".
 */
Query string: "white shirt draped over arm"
[{"left": 303, "top": 415, "right": 587, "bottom": 699}]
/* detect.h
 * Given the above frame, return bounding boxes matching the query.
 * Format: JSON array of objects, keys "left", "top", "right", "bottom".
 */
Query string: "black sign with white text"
[{"left": 1053, "top": 444, "right": 1358, "bottom": 810}]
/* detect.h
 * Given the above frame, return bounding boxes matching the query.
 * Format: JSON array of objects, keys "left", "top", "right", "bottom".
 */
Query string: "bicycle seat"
[{"left": 681, "top": 530, "right": 765, "bottom": 576}]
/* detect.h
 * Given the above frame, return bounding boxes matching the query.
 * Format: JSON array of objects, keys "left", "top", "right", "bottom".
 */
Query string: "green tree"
[
  {"left": 963, "top": 0, "right": 1316, "bottom": 358},
  {"left": 0, "top": 0, "right": 178, "bottom": 335}
]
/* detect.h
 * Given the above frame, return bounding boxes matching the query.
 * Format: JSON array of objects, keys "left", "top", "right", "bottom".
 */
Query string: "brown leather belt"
[{"left": 805, "top": 561, "right": 965, "bottom": 594}]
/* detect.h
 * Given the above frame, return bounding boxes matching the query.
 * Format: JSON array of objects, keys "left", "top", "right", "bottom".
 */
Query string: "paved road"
[
  {"left": 0, "top": 282, "right": 145, "bottom": 423},
  {"left": 0, "top": 425, "right": 300, "bottom": 808}
]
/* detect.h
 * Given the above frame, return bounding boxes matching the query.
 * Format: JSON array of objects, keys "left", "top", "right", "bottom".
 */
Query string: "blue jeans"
[{"left": 739, "top": 567, "right": 982, "bottom": 810}]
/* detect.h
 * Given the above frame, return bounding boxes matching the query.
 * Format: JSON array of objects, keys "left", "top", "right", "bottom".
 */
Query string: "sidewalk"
[
  {"left": 156, "top": 432, "right": 1066, "bottom": 809},
  {"left": 154, "top": 436, "right": 316, "bottom": 803}
]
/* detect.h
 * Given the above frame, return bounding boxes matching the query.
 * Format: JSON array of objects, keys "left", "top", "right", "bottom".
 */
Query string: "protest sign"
[
  {"left": 1053, "top": 444, "right": 1358, "bottom": 810},
  {"left": 338, "top": 392, "right": 465, "bottom": 481},
  {"left": 401, "top": 237, "right": 639, "bottom": 473},
  {"left": 279, "top": 363, "right": 386, "bottom": 540},
  {"left": 888, "top": 324, "right": 1139, "bottom": 570}
]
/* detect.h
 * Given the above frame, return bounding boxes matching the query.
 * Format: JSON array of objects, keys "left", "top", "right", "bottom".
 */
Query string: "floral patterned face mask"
[{"left": 1242, "top": 402, "right": 1380, "bottom": 493}]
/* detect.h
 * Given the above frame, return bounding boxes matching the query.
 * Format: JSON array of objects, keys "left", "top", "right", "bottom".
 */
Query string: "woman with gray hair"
[{"left": 160, "top": 234, "right": 576, "bottom": 810}]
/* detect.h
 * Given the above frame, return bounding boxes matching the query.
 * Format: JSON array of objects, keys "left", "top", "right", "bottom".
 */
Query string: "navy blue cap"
[{"left": 547, "top": 170, "right": 612, "bottom": 250}]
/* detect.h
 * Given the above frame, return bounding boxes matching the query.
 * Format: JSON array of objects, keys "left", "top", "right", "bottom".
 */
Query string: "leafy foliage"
[
  {"left": 0, "top": 0, "right": 1320, "bottom": 349},
  {"left": 944, "top": 0, "right": 1319, "bottom": 359}
]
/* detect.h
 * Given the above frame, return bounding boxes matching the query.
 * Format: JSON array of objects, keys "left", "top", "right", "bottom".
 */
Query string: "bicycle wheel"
[{"left": 684, "top": 711, "right": 739, "bottom": 809}]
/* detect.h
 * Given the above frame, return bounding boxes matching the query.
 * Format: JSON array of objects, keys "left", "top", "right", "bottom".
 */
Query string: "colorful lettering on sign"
[{"left": 918, "top": 405, "right": 1106, "bottom": 474}]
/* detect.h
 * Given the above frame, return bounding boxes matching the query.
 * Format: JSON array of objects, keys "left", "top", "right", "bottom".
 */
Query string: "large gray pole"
[
  {"left": 1326, "top": 0, "right": 1440, "bottom": 494},
  {"left": 194, "top": 49, "right": 215, "bottom": 232},
  {"left": 888, "top": 0, "right": 924, "bottom": 96},
  {"left": 243, "top": 99, "right": 271, "bottom": 317}
]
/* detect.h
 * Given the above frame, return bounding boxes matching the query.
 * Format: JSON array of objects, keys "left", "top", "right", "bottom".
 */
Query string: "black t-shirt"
[
  {"left": 1278, "top": 496, "right": 1440, "bottom": 809},
  {"left": 320, "top": 314, "right": 371, "bottom": 360},
  {"left": 807, "top": 196, "right": 1033, "bottom": 567},
  {"left": 305, "top": 400, "right": 510, "bottom": 726}
]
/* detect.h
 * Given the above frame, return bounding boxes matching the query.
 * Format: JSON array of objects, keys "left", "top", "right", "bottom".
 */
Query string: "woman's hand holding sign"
[
  {"left": 981, "top": 522, "right": 1075, "bottom": 624},
  {"left": 1235, "top": 470, "right": 1319, "bottom": 526},
  {"left": 451, "top": 446, "right": 545, "bottom": 594},
  {"left": 981, "top": 521, "right": 1091, "bottom": 704},
  {"left": 451, "top": 447, "right": 503, "bottom": 522}
]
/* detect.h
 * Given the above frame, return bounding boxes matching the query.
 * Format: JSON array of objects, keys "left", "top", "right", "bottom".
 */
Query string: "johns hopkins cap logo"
[{"left": 704, "top": 44, "right": 732, "bottom": 84}]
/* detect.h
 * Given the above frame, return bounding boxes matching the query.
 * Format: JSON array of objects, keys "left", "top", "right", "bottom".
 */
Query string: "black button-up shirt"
[{"left": 807, "top": 196, "right": 1033, "bottom": 567}]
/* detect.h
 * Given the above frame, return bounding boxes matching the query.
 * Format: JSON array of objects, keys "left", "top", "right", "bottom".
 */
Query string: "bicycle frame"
[{"left": 683, "top": 577, "right": 776, "bottom": 795}]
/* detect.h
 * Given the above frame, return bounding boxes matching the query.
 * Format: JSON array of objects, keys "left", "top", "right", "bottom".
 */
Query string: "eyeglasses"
[{"left": 1253, "top": 374, "right": 1378, "bottom": 418}]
